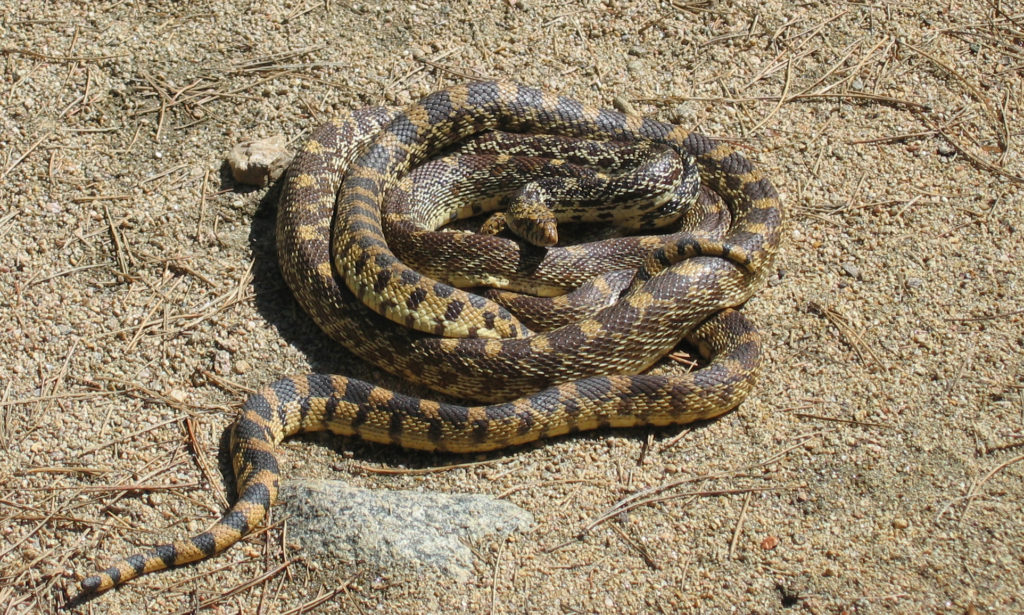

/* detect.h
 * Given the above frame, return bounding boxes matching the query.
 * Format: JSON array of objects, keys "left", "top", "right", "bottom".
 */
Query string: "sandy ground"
[{"left": 1, "top": 1, "right": 1022, "bottom": 613}]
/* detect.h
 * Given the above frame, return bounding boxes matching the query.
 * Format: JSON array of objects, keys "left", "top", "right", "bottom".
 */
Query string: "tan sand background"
[{"left": 1, "top": 1, "right": 1021, "bottom": 613}]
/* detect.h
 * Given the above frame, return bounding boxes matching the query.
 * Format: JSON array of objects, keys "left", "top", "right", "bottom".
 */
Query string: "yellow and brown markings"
[
  {"left": 81, "top": 306, "right": 760, "bottom": 593},
  {"left": 79, "top": 82, "right": 781, "bottom": 595},
  {"left": 289, "top": 172, "right": 318, "bottom": 189},
  {"left": 576, "top": 317, "right": 605, "bottom": 339}
]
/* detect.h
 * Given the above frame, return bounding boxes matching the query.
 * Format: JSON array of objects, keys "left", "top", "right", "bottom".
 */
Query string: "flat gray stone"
[{"left": 278, "top": 479, "right": 534, "bottom": 582}]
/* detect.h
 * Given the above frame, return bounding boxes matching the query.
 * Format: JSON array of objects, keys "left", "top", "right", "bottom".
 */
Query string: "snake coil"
[{"left": 80, "top": 81, "right": 782, "bottom": 594}]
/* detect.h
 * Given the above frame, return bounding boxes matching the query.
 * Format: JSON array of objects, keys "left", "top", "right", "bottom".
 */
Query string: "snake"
[
  {"left": 79, "top": 81, "right": 782, "bottom": 594},
  {"left": 384, "top": 131, "right": 721, "bottom": 297}
]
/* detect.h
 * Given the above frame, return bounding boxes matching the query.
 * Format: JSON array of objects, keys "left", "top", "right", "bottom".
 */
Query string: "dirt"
[{"left": 1, "top": 1, "right": 1022, "bottom": 613}]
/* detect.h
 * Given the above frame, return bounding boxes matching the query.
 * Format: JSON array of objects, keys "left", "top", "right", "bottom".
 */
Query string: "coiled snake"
[{"left": 80, "top": 81, "right": 782, "bottom": 593}]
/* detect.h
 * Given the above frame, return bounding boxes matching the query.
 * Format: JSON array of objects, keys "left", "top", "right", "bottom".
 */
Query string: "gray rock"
[
  {"left": 279, "top": 480, "right": 534, "bottom": 582},
  {"left": 841, "top": 262, "right": 862, "bottom": 280}
]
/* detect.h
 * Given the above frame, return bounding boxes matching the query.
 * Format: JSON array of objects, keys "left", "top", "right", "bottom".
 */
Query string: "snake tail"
[{"left": 79, "top": 308, "right": 757, "bottom": 593}]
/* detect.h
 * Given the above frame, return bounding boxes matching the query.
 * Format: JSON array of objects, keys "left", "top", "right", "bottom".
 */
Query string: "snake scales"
[{"left": 80, "top": 81, "right": 782, "bottom": 593}]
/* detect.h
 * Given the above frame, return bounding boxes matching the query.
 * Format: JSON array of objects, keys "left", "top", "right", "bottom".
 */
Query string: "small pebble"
[
  {"left": 227, "top": 134, "right": 293, "bottom": 186},
  {"left": 612, "top": 95, "right": 637, "bottom": 115},
  {"left": 166, "top": 388, "right": 188, "bottom": 404},
  {"left": 214, "top": 349, "right": 232, "bottom": 375}
]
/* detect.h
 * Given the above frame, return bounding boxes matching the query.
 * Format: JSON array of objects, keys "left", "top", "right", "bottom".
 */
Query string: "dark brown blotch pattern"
[{"left": 80, "top": 80, "right": 781, "bottom": 595}]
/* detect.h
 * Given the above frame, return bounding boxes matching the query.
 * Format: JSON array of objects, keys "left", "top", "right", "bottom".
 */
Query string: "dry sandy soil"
[{"left": 1, "top": 1, "right": 1022, "bottom": 613}]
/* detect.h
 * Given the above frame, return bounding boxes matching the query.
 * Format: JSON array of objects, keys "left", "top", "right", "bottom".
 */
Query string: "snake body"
[
  {"left": 386, "top": 134, "right": 718, "bottom": 297},
  {"left": 80, "top": 81, "right": 782, "bottom": 593},
  {"left": 408, "top": 132, "right": 698, "bottom": 248}
]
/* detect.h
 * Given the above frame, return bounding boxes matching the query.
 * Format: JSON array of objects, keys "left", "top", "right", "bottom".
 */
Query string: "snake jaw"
[{"left": 504, "top": 181, "right": 559, "bottom": 246}]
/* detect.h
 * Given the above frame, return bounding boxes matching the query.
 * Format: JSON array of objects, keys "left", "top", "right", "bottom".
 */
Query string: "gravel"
[{"left": 1, "top": 1, "right": 1021, "bottom": 614}]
